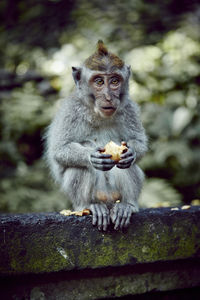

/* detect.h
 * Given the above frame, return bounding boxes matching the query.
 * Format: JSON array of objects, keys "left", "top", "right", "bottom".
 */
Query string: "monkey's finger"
[
  {"left": 114, "top": 207, "right": 123, "bottom": 230},
  {"left": 119, "top": 156, "right": 135, "bottom": 164},
  {"left": 120, "top": 154, "right": 136, "bottom": 162},
  {"left": 102, "top": 213, "right": 109, "bottom": 231},
  {"left": 98, "top": 205, "right": 106, "bottom": 230},
  {"left": 121, "top": 149, "right": 136, "bottom": 160},
  {"left": 101, "top": 206, "right": 110, "bottom": 231},
  {"left": 120, "top": 210, "right": 128, "bottom": 229},
  {"left": 90, "top": 157, "right": 115, "bottom": 166},
  {"left": 124, "top": 211, "right": 133, "bottom": 228},
  {"left": 91, "top": 153, "right": 112, "bottom": 159},
  {"left": 116, "top": 163, "right": 131, "bottom": 169},
  {"left": 91, "top": 158, "right": 115, "bottom": 170},
  {"left": 120, "top": 152, "right": 131, "bottom": 159},
  {"left": 96, "top": 207, "right": 103, "bottom": 230},
  {"left": 117, "top": 157, "right": 135, "bottom": 168},
  {"left": 104, "top": 207, "right": 111, "bottom": 228},
  {"left": 90, "top": 205, "right": 98, "bottom": 226},
  {"left": 92, "top": 213, "right": 98, "bottom": 226},
  {"left": 92, "top": 163, "right": 115, "bottom": 171},
  {"left": 118, "top": 157, "right": 133, "bottom": 166},
  {"left": 114, "top": 216, "right": 122, "bottom": 230},
  {"left": 110, "top": 206, "right": 117, "bottom": 224},
  {"left": 100, "top": 158, "right": 115, "bottom": 165}
]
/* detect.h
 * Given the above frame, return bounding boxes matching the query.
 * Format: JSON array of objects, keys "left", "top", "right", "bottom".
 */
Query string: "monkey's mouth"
[{"left": 101, "top": 106, "right": 116, "bottom": 115}]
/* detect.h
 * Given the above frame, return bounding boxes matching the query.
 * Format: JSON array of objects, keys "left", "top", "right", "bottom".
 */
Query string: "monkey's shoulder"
[
  {"left": 53, "top": 96, "right": 88, "bottom": 123},
  {"left": 120, "top": 100, "right": 145, "bottom": 136},
  {"left": 121, "top": 100, "right": 141, "bottom": 122},
  {"left": 49, "top": 96, "right": 92, "bottom": 140},
  {"left": 125, "top": 100, "right": 140, "bottom": 114}
]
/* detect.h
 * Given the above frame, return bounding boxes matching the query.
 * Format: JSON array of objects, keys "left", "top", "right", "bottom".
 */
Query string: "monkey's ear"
[{"left": 72, "top": 67, "right": 82, "bottom": 85}]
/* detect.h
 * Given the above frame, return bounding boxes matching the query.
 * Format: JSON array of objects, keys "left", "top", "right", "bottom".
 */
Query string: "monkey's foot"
[
  {"left": 110, "top": 202, "right": 137, "bottom": 230},
  {"left": 89, "top": 203, "right": 110, "bottom": 231}
]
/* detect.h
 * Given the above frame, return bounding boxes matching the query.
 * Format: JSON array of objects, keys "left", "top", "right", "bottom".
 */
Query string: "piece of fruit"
[{"left": 103, "top": 141, "right": 128, "bottom": 162}]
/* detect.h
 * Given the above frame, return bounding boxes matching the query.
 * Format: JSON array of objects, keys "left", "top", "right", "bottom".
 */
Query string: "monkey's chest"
[{"left": 90, "top": 128, "right": 122, "bottom": 148}]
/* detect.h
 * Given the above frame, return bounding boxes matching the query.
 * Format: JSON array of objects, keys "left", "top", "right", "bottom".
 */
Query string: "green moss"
[
  {"left": 8, "top": 220, "right": 198, "bottom": 274},
  {"left": 1, "top": 210, "right": 200, "bottom": 275},
  {"left": 8, "top": 228, "right": 76, "bottom": 274}
]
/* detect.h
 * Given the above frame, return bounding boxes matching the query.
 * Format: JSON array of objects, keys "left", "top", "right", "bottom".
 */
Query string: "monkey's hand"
[
  {"left": 117, "top": 147, "right": 136, "bottom": 169},
  {"left": 90, "top": 148, "right": 115, "bottom": 171},
  {"left": 89, "top": 203, "right": 110, "bottom": 231},
  {"left": 110, "top": 202, "right": 137, "bottom": 230}
]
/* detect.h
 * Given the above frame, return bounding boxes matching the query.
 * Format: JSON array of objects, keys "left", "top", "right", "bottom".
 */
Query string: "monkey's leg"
[
  {"left": 61, "top": 167, "right": 95, "bottom": 210},
  {"left": 109, "top": 165, "right": 143, "bottom": 230},
  {"left": 62, "top": 168, "right": 110, "bottom": 231},
  {"left": 89, "top": 203, "right": 110, "bottom": 231}
]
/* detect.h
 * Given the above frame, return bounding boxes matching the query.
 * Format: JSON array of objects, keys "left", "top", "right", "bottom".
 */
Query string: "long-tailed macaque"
[{"left": 46, "top": 41, "right": 148, "bottom": 231}]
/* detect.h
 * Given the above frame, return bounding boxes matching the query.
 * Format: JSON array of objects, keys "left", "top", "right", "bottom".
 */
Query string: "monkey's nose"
[{"left": 105, "top": 92, "right": 112, "bottom": 101}]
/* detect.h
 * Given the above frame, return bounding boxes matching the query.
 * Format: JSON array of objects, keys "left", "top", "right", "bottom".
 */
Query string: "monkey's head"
[{"left": 72, "top": 41, "right": 131, "bottom": 118}]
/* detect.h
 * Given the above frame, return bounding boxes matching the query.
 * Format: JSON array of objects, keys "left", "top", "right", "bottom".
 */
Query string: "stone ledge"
[
  {"left": 0, "top": 207, "right": 200, "bottom": 275},
  {"left": 1, "top": 259, "right": 200, "bottom": 299}
]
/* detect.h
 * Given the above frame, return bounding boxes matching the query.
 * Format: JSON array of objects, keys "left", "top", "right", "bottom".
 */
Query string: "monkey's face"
[{"left": 89, "top": 73, "right": 123, "bottom": 118}]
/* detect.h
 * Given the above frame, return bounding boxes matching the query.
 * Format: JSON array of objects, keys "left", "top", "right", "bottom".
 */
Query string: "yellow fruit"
[{"left": 103, "top": 141, "right": 128, "bottom": 162}]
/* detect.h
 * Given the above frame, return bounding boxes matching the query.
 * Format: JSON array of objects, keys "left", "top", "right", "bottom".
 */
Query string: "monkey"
[{"left": 45, "top": 40, "right": 148, "bottom": 231}]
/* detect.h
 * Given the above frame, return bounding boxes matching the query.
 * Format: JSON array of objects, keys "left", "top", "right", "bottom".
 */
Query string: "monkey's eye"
[
  {"left": 94, "top": 78, "right": 104, "bottom": 86},
  {"left": 110, "top": 77, "right": 120, "bottom": 85}
]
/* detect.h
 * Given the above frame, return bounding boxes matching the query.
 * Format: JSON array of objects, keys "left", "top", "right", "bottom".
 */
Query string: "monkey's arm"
[
  {"left": 47, "top": 100, "right": 96, "bottom": 169},
  {"left": 127, "top": 135, "right": 147, "bottom": 162},
  {"left": 54, "top": 143, "right": 116, "bottom": 170},
  {"left": 53, "top": 142, "right": 93, "bottom": 169},
  {"left": 125, "top": 102, "right": 148, "bottom": 162}
]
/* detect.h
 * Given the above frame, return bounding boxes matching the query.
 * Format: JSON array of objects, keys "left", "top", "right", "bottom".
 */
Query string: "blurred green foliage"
[{"left": 0, "top": 0, "right": 200, "bottom": 212}]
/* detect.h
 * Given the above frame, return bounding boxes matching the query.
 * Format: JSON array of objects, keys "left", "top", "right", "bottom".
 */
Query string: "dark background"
[{"left": 0, "top": 0, "right": 200, "bottom": 212}]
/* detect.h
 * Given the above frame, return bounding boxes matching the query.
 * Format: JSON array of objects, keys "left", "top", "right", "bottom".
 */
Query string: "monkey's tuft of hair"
[
  {"left": 84, "top": 41, "right": 124, "bottom": 71},
  {"left": 97, "top": 40, "right": 108, "bottom": 56}
]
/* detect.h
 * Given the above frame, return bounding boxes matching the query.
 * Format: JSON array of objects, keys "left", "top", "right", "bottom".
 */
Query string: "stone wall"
[{"left": 0, "top": 207, "right": 200, "bottom": 299}]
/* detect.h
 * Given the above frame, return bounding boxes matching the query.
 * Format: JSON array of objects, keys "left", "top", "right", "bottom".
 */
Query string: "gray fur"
[{"left": 45, "top": 64, "right": 148, "bottom": 228}]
